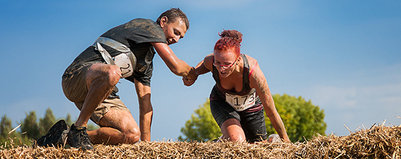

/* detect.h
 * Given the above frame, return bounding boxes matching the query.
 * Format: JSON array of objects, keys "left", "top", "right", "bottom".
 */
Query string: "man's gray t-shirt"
[{"left": 65, "top": 18, "right": 167, "bottom": 86}]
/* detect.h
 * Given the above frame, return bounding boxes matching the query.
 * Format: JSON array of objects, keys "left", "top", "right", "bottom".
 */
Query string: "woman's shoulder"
[
  {"left": 243, "top": 54, "right": 258, "bottom": 68},
  {"left": 204, "top": 54, "right": 214, "bottom": 61},
  {"left": 242, "top": 54, "right": 262, "bottom": 84},
  {"left": 203, "top": 54, "right": 214, "bottom": 70}
]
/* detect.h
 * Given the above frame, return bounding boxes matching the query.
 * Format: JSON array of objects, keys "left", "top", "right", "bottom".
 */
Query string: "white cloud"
[
  {"left": 380, "top": 96, "right": 401, "bottom": 106},
  {"left": 300, "top": 64, "right": 401, "bottom": 135},
  {"left": 309, "top": 82, "right": 401, "bottom": 111},
  {"left": 308, "top": 85, "right": 358, "bottom": 109},
  {"left": 359, "top": 83, "right": 401, "bottom": 110}
]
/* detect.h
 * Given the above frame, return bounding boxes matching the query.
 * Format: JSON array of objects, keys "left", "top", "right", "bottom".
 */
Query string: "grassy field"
[{"left": 1, "top": 124, "right": 400, "bottom": 158}]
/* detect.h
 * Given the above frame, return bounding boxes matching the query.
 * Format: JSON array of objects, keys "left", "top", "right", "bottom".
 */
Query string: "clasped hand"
[{"left": 183, "top": 67, "right": 198, "bottom": 86}]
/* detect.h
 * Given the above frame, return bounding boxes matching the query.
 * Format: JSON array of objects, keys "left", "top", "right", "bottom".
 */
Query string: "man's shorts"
[
  {"left": 62, "top": 62, "right": 129, "bottom": 124},
  {"left": 210, "top": 99, "right": 268, "bottom": 143}
]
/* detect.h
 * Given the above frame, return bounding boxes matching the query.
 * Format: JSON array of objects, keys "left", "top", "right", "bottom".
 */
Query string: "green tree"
[
  {"left": 65, "top": 113, "right": 73, "bottom": 126},
  {"left": 87, "top": 124, "right": 99, "bottom": 131},
  {"left": 178, "top": 99, "right": 221, "bottom": 142},
  {"left": 179, "top": 94, "right": 327, "bottom": 142},
  {"left": 20, "top": 111, "right": 40, "bottom": 139},
  {"left": 0, "top": 115, "right": 12, "bottom": 137},
  {"left": 1, "top": 115, "right": 33, "bottom": 147},
  {"left": 267, "top": 94, "right": 326, "bottom": 142},
  {"left": 63, "top": 113, "right": 98, "bottom": 130},
  {"left": 39, "top": 108, "right": 56, "bottom": 136}
]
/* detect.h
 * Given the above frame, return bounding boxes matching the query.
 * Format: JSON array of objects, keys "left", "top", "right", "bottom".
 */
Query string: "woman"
[{"left": 183, "top": 30, "right": 290, "bottom": 143}]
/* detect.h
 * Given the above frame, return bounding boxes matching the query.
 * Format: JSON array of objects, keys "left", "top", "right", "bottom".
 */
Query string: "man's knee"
[
  {"left": 228, "top": 133, "right": 246, "bottom": 142},
  {"left": 87, "top": 64, "right": 121, "bottom": 87},
  {"left": 123, "top": 127, "right": 141, "bottom": 144},
  {"left": 104, "top": 65, "right": 121, "bottom": 86}
]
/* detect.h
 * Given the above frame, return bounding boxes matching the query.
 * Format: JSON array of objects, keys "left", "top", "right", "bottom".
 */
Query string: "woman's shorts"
[{"left": 210, "top": 99, "right": 268, "bottom": 142}]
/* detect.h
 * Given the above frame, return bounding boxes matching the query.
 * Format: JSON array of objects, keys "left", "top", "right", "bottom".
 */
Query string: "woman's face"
[
  {"left": 213, "top": 48, "right": 239, "bottom": 78},
  {"left": 160, "top": 17, "right": 187, "bottom": 45}
]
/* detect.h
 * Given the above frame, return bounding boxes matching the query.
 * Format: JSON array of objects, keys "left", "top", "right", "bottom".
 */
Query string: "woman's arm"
[
  {"left": 249, "top": 58, "right": 290, "bottom": 142},
  {"left": 183, "top": 54, "right": 213, "bottom": 86}
]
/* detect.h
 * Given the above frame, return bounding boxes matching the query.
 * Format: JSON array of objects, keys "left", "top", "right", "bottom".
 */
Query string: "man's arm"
[
  {"left": 134, "top": 79, "right": 153, "bottom": 141},
  {"left": 152, "top": 42, "right": 195, "bottom": 77},
  {"left": 249, "top": 60, "right": 290, "bottom": 142}
]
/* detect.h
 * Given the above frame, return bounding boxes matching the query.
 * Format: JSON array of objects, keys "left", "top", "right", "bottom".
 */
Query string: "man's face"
[{"left": 160, "top": 17, "right": 187, "bottom": 45}]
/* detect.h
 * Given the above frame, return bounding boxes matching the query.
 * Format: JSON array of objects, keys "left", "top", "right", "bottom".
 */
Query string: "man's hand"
[{"left": 183, "top": 67, "right": 198, "bottom": 86}]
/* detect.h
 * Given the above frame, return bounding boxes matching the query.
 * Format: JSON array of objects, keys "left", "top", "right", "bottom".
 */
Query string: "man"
[{"left": 37, "top": 8, "right": 196, "bottom": 150}]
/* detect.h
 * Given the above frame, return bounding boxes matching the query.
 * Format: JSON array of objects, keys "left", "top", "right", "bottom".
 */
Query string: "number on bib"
[
  {"left": 113, "top": 53, "right": 134, "bottom": 78},
  {"left": 225, "top": 90, "right": 256, "bottom": 111}
]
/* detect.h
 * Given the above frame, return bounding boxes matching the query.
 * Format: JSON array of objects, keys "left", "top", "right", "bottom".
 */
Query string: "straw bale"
[{"left": 1, "top": 125, "right": 400, "bottom": 158}]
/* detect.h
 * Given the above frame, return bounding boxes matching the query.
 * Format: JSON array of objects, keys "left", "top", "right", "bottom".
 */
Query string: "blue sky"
[{"left": 1, "top": 0, "right": 400, "bottom": 141}]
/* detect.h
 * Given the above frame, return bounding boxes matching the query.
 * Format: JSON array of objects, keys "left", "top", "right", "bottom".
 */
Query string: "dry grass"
[{"left": 1, "top": 124, "right": 400, "bottom": 158}]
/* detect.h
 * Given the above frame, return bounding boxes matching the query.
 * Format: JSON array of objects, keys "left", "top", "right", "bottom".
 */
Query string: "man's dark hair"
[{"left": 156, "top": 8, "right": 189, "bottom": 30}]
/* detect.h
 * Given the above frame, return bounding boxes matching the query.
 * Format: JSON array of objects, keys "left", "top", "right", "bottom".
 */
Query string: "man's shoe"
[
  {"left": 36, "top": 120, "right": 68, "bottom": 147},
  {"left": 67, "top": 124, "right": 93, "bottom": 150}
]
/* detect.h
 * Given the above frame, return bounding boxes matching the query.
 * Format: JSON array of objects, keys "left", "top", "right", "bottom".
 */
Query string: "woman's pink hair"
[{"left": 214, "top": 30, "right": 243, "bottom": 57}]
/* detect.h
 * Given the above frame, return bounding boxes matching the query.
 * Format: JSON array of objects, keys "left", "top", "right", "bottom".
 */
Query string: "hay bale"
[
  {"left": 1, "top": 125, "right": 400, "bottom": 158},
  {"left": 295, "top": 124, "right": 401, "bottom": 158}
]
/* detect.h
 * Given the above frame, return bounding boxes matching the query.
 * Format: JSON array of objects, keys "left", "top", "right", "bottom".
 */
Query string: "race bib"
[
  {"left": 113, "top": 53, "right": 134, "bottom": 78},
  {"left": 225, "top": 89, "right": 256, "bottom": 111}
]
